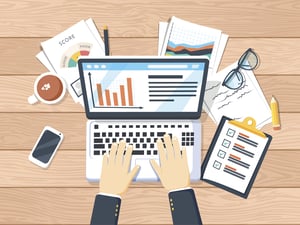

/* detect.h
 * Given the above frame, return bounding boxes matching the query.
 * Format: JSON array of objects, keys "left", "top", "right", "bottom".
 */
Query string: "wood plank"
[
  {"left": 219, "top": 38, "right": 300, "bottom": 75},
  {"left": 0, "top": 75, "right": 83, "bottom": 113},
  {"left": 0, "top": 188, "right": 299, "bottom": 224},
  {"left": 0, "top": 1, "right": 298, "bottom": 225},
  {"left": 0, "top": 150, "right": 299, "bottom": 188},
  {"left": 1, "top": 0, "right": 300, "bottom": 37},
  {"left": 0, "top": 113, "right": 297, "bottom": 150},
  {"left": 258, "top": 75, "right": 300, "bottom": 113},
  {"left": 0, "top": 75, "right": 298, "bottom": 113},
  {"left": 1, "top": 38, "right": 300, "bottom": 75}
]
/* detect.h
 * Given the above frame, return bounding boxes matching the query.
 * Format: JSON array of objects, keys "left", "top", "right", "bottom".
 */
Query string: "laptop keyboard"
[{"left": 90, "top": 121, "right": 195, "bottom": 156}]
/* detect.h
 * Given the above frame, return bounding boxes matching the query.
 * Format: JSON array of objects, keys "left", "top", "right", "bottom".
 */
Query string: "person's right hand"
[
  {"left": 100, "top": 140, "right": 140, "bottom": 197},
  {"left": 150, "top": 134, "right": 190, "bottom": 191}
]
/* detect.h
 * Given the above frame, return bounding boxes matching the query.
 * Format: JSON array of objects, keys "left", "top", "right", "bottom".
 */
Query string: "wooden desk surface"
[{"left": 0, "top": 0, "right": 299, "bottom": 224}]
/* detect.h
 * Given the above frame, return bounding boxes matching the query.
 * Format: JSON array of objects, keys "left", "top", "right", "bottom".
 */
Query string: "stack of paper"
[
  {"left": 158, "top": 16, "right": 228, "bottom": 76},
  {"left": 203, "top": 61, "right": 272, "bottom": 129},
  {"left": 36, "top": 18, "right": 105, "bottom": 106},
  {"left": 158, "top": 17, "right": 271, "bottom": 128}
]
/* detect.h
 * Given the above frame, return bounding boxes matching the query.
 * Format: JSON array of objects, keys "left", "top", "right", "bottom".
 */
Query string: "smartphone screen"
[{"left": 32, "top": 130, "right": 62, "bottom": 163}]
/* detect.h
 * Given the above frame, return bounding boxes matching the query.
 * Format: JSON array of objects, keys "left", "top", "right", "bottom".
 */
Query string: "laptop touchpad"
[{"left": 134, "top": 159, "right": 159, "bottom": 181}]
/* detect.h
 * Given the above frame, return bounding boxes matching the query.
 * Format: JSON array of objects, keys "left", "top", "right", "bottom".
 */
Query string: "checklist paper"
[{"left": 201, "top": 116, "right": 272, "bottom": 198}]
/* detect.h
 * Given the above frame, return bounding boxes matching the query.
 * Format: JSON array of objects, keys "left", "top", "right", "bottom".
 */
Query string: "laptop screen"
[{"left": 78, "top": 57, "right": 208, "bottom": 119}]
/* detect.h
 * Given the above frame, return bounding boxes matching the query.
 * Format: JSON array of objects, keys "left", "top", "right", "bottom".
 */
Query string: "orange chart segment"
[
  {"left": 113, "top": 93, "right": 119, "bottom": 106},
  {"left": 96, "top": 84, "right": 104, "bottom": 106},
  {"left": 127, "top": 78, "right": 134, "bottom": 106},
  {"left": 95, "top": 77, "right": 134, "bottom": 107},
  {"left": 120, "top": 85, "right": 126, "bottom": 106},
  {"left": 105, "top": 90, "right": 111, "bottom": 106}
]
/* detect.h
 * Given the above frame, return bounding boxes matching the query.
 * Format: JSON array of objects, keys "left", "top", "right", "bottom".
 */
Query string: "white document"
[
  {"left": 213, "top": 33, "right": 228, "bottom": 74},
  {"left": 202, "top": 118, "right": 269, "bottom": 194},
  {"left": 40, "top": 19, "right": 104, "bottom": 71},
  {"left": 158, "top": 22, "right": 168, "bottom": 55},
  {"left": 203, "top": 61, "right": 271, "bottom": 129},
  {"left": 85, "top": 18, "right": 105, "bottom": 51},
  {"left": 36, "top": 18, "right": 105, "bottom": 106},
  {"left": 159, "top": 16, "right": 228, "bottom": 75},
  {"left": 36, "top": 51, "right": 55, "bottom": 72}
]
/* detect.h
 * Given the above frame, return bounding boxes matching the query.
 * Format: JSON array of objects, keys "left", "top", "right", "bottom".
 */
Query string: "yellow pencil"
[{"left": 270, "top": 96, "right": 281, "bottom": 130}]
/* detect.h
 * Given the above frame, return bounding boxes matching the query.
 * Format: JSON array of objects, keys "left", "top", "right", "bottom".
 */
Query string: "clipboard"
[{"left": 201, "top": 116, "right": 272, "bottom": 198}]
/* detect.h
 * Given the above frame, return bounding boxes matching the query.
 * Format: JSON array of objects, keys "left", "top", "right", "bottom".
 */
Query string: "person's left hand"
[{"left": 99, "top": 140, "right": 140, "bottom": 197}]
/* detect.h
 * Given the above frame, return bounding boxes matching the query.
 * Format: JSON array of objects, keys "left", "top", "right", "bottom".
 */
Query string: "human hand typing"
[
  {"left": 150, "top": 134, "right": 190, "bottom": 191},
  {"left": 99, "top": 140, "right": 140, "bottom": 196}
]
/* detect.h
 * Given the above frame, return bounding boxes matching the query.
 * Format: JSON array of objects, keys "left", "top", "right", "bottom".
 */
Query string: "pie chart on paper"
[{"left": 60, "top": 42, "right": 93, "bottom": 68}]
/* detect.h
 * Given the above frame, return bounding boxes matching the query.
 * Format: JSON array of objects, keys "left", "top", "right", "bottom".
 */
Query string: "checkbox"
[
  {"left": 226, "top": 128, "right": 235, "bottom": 137},
  {"left": 213, "top": 160, "right": 222, "bottom": 170},
  {"left": 217, "top": 150, "right": 226, "bottom": 159},
  {"left": 222, "top": 139, "right": 231, "bottom": 148}
]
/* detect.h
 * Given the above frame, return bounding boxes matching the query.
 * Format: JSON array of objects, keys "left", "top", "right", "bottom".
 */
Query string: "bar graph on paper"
[{"left": 88, "top": 73, "right": 142, "bottom": 108}]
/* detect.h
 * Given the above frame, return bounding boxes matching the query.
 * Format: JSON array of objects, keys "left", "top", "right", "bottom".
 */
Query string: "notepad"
[{"left": 201, "top": 116, "right": 272, "bottom": 198}]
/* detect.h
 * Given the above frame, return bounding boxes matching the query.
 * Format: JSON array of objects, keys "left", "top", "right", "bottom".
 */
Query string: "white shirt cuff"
[
  {"left": 169, "top": 187, "right": 192, "bottom": 193},
  {"left": 98, "top": 192, "right": 121, "bottom": 199}
]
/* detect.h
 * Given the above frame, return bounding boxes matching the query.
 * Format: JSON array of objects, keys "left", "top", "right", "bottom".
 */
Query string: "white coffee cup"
[{"left": 28, "top": 72, "right": 66, "bottom": 105}]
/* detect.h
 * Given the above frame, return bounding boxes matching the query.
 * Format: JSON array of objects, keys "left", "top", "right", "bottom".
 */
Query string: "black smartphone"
[{"left": 28, "top": 126, "right": 64, "bottom": 168}]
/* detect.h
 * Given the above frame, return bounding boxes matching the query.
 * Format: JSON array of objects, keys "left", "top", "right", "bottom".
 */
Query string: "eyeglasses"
[{"left": 222, "top": 48, "right": 259, "bottom": 90}]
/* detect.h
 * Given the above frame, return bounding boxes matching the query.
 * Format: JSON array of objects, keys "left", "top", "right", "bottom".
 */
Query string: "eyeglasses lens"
[
  {"left": 238, "top": 49, "right": 258, "bottom": 70},
  {"left": 223, "top": 69, "right": 244, "bottom": 90}
]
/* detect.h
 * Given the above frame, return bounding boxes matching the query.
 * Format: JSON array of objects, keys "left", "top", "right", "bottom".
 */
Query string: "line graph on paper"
[{"left": 165, "top": 21, "right": 219, "bottom": 58}]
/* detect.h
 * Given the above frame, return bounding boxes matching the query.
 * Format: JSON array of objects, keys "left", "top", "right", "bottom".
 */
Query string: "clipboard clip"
[{"left": 229, "top": 117, "right": 266, "bottom": 138}]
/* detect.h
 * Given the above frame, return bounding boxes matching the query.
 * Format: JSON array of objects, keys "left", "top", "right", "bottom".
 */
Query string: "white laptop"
[{"left": 78, "top": 57, "right": 209, "bottom": 182}]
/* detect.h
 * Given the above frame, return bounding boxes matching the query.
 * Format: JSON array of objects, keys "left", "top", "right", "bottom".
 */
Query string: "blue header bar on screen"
[{"left": 82, "top": 62, "right": 205, "bottom": 71}]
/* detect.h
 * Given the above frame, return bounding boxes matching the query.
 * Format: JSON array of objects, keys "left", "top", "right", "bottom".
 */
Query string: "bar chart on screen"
[{"left": 88, "top": 72, "right": 141, "bottom": 109}]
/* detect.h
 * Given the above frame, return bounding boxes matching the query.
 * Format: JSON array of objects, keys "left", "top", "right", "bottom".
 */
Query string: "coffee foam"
[{"left": 37, "top": 75, "right": 63, "bottom": 101}]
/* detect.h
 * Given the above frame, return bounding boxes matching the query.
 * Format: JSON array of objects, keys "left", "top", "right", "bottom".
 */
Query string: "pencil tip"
[{"left": 103, "top": 25, "right": 108, "bottom": 30}]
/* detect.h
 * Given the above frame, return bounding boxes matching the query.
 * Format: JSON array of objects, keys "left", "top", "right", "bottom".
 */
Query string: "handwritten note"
[{"left": 203, "top": 61, "right": 271, "bottom": 129}]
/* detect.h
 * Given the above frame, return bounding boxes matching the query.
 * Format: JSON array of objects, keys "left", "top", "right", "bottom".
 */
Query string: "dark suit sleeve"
[
  {"left": 90, "top": 194, "right": 121, "bottom": 225},
  {"left": 168, "top": 188, "right": 202, "bottom": 225}
]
